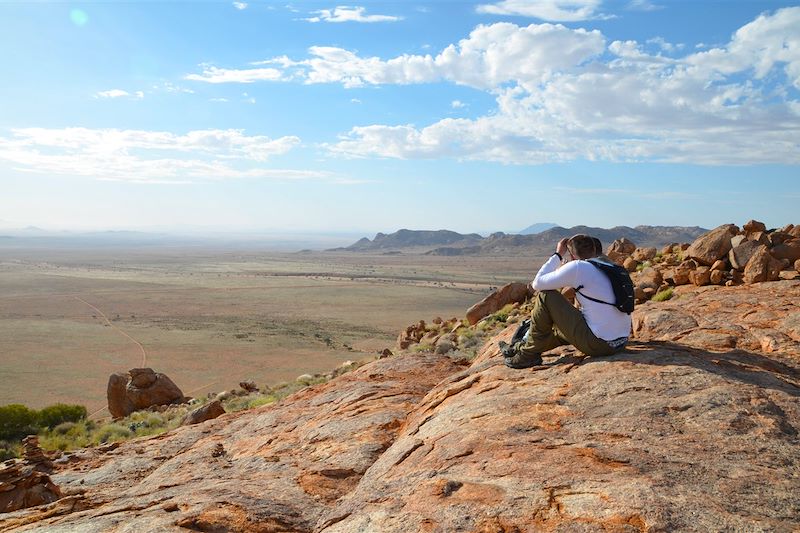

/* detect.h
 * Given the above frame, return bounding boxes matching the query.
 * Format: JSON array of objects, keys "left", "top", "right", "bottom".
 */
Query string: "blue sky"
[{"left": 1, "top": 0, "right": 798, "bottom": 235}]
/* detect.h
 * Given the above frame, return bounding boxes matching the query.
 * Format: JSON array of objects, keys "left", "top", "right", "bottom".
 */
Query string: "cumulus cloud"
[
  {"left": 233, "top": 1, "right": 248, "bottom": 9},
  {"left": 185, "top": 64, "right": 284, "bottom": 83},
  {"left": 0, "top": 128, "right": 318, "bottom": 183},
  {"left": 451, "top": 100, "right": 466, "bottom": 109},
  {"left": 304, "top": 5, "right": 402, "bottom": 23},
  {"left": 324, "top": 8, "right": 800, "bottom": 165},
  {"left": 94, "top": 89, "right": 143, "bottom": 99},
  {"left": 476, "top": 0, "right": 605, "bottom": 21},
  {"left": 227, "top": 23, "right": 605, "bottom": 90},
  {"left": 183, "top": 8, "right": 800, "bottom": 166}
]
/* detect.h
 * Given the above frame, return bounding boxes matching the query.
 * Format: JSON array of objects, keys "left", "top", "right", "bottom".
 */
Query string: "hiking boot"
[
  {"left": 504, "top": 351, "right": 543, "bottom": 369},
  {"left": 498, "top": 340, "right": 516, "bottom": 358}
]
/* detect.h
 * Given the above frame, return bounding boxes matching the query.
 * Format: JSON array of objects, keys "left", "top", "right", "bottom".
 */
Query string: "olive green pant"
[{"left": 519, "top": 290, "right": 617, "bottom": 357}]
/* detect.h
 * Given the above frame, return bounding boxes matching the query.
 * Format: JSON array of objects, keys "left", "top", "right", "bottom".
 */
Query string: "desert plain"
[{"left": 0, "top": 244, "right": 547, "bottom": 415}]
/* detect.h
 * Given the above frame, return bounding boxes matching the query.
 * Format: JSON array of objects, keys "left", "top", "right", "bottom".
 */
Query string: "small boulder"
[
  {"left": 465, "top": 282, "right": 530, "bottom": 326},
  {"left": 795, "top": 259, "right": 800, "bottom": 274},
  {"left": 743, "top": 246, "right": 782, "bottom": 284},
  {"left": 728, "top": 240, "right": 763, "bottom": 271},
  {"left": 637, "top": 267, "right": 663, "bottom": 290},
  {"left": 730, "top": 235, "right": 747, "bottom": 249},
  {"left": 685, "top": 224, "right": 739, "bottom": 266},
  {"left": 710, "top": 259, "right": 727, "bottom": 271},
  {"left": 107, "top": 369, "right": 185, "bottom": 419},
  {"left": 623, "top": 257, "right": 638, "bottom": 273},
  {"left": 770, "top": 239, "right": 800, "bottom": 263},
  {"left": 239, "top": 380, "right": 258, "bottom": 393},
  {"left": 709, "top": 270, "right": 725, "bottom": 285},
  {"left": 183, "top": 400, "right": 226, "bottom": 426},
  {"left": 632, "top": 247, "right": 657, "bottom": 262},
  {"left": 768, "top": 231, "right": 792, "bottom": 246},
  {"left": 742, "top": 219, "right": 767, "bottom": 233},
  {"left": 608, "top": 238, "right": 637, "bottom": 255},
  {"left": 689, "top": 266, "right": 711, "bottom": 286},
  {"left": 746, "top": 231, "right": 770, "bottom": 246}
]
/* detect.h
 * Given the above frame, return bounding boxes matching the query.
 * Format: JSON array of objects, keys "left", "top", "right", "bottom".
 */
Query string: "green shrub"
[
  {"left": 93, "top": 424, "right": 131, "bottom": 445},
  {"left": 0, "top": 440, "right": 20, "bottom": 460},
  {"left": 53, "top": 421, "right": 77, "bottom": 435},
  {"left": 636, "top": 261, "right": 652, "bottom": 272},
  {"left": 38, "top": 404, "right": 87, "bottom": 429},
  {"left": 410, "top": 343, "right": 434, "bottom": 353},
  {"left": 652, "top": 287, "right": 674, "bottom": 302},
  {"left": 0, "top": 404, "right": 39, "bottom": 440}
]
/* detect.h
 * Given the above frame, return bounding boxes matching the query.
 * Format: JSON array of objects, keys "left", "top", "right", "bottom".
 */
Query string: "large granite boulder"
[
  {"left": 107, "top": 368, "right": 185, "bottom": 418},
  {"left": 685, "top": 224, "right": 739, "bottom": 266},
  {"left": 728, "top": 239, "right": 763, "bottom": 271},
  {"left": 743, "top": 245, "right": 783, "bottom": 284},
  {"left": 465, "top": 282, "right": 531, "bottom": 325}
]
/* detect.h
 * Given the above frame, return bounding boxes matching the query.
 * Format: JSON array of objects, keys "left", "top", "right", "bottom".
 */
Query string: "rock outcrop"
[
  {"left": 465, "top": 282, "right": 531, "bottom": 325},
  {"left": 0, "top": 438, "right": 61, "bottom": 514},
  {"left": 182, "top": 400, "right": 226, "bottom": 426},
  {"left": 107, "top": 368, "right": 185, "bottom": 418},
  {"left": 3, "top": 282, "right": 798, "bottom": 532},
  {"left": 607, "top": 220, "right": 799, "bottom": 305}
]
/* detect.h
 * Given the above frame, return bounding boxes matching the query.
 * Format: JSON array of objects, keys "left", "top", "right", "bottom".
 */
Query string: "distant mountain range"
[
  {"left": 335, "top": 225, "right": 708, "bottom": 255},
  {"left": 343, "top": 229, "right": 484, "bottom": 251},
  {"left": 518, "top": 222, "right": 558, "bottom": 235}
]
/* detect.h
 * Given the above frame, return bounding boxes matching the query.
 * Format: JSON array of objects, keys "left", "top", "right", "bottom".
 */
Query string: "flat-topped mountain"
[{"left": 335, "top": 225, "right": 708, "bottom": 254}]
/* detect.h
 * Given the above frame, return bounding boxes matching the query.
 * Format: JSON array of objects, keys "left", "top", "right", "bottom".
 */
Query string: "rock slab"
[{"left": 107, "top": 368, "right": 185, "bottom": 419}]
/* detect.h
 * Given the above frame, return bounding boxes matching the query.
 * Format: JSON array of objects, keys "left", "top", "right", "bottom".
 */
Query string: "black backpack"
[{"left": 575, "top": 259, "right": 635, "bottom": 314}]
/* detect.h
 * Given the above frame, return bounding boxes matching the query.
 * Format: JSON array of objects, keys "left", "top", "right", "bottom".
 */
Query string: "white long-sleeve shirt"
[{"left": 531, "top": 254, "right": 632, "bottom": 341}]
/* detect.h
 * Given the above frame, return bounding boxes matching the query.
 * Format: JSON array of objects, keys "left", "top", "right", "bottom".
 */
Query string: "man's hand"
[{"left": 556, "top": 238, "right": 569, "bottom": 259}]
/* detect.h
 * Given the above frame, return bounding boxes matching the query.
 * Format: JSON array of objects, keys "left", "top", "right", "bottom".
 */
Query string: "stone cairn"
[
  {"left": 22, "top": 436, "right": 53, "bottom": 472},
  {"left": 0, "top": 437, "right": 61, "bottom": 513}
]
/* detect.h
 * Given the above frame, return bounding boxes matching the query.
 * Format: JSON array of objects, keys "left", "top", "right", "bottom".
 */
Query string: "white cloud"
[
  {"left": 304, "top": 5, "right": 402, "bottom": 23},
  {"left": 321, "top": 8, "right": 800, "bottom": 165},
  {"left": 451, "top": 100, "right": 466, "bottom": 109},
  {"left": 182, "top": 8, "right": 800, "bottom": 166},
  {"left": 646, "top": 36, "right": 683, "bottom": 53},
  {"left": 185, "top": 64, "right": 284, "bottom": 84},
  {"left": 476, "top": 0, "right": 605, "bottom": 21},
  {"left": 0, "top": 128, "right": 316, "bottom": 183},
  {"left": 210, "top": 97, "right": 229, "bottom": 102},
  {"left": 350, "top": 98, "right": 362, "bottom": 104},
  {"left": 156, "top": 82, "right": 195, "bottom": 94},
  {"left": 238, "top": 23, "right": 605, "bottom": 90},
  {"left": 233, "top": 1, "right": 248, "bottom": 10},
  {"left": 94, "top": 89, "right": 143, "bottom": 99},
  {"left": 627, "top": 0, "right": 662, "bottom": 12}
]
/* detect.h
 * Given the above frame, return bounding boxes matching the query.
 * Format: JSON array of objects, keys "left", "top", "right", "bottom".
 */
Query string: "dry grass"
[{"left": 0, "top": 248, "right": 545, "bottom": 412}]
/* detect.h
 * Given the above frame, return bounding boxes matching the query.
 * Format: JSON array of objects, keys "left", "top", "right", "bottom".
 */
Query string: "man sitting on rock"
[{"left": 501, "top": 234, "right": 632, "bottom": 369}]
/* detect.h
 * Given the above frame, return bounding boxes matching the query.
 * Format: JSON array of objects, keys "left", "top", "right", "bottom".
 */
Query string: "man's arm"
[{"left": 531, "top": 238, "right": 579, "bottom": 291}]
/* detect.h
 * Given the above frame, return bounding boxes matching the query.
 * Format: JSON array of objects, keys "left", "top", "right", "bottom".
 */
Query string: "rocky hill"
[
  {"left": 2, "top": 220, "right": 799, "bottom": 532},
  {"left": 335, "top": 229, "right": 483, "bottom": 252},
  {"left": 2, "top": 283, "right": 798, "bottom": 531},
  {"left": 332, "top": 225, "right": 707, "bottom": 255}
]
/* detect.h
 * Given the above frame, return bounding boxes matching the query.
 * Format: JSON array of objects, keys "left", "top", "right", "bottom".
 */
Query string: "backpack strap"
[
  {"left": 574, "top": 287, "right": 615, "bottom": 307},
  {"left": 575, "top": 264, "right": 615, "bottom": 307}
]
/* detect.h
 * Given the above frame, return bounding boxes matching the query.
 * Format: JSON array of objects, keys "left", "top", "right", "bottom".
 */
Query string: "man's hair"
[
  {"left": 592, "top": 237, "right": 603, "bottom": 256},
  {"left": 568, "top": 234, "right": 598, "bottom": 260}
]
